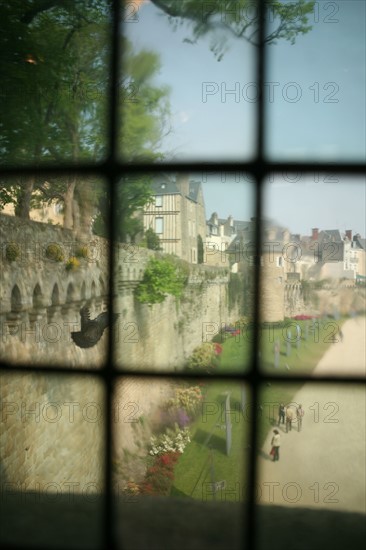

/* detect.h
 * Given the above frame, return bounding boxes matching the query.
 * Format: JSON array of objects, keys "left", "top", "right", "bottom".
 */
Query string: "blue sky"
[{"left": 125, "top": 1, "right": 365, "bottom": 236}]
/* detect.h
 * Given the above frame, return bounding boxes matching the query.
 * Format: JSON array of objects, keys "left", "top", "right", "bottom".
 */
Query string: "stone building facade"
[
  {"left": 142, "top": 174, "right": 206, "bottom": 264},
  {"left": 205, "top": 213, "right": 249, "bottom": 267},
  {"left": 227, "top": 218, "right": 304, "bottom": 322}
]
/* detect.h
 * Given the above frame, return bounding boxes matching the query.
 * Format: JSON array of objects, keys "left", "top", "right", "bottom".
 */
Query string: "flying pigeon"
[{"left": 71, "top": 306, "right": 118, "bottom": 348}]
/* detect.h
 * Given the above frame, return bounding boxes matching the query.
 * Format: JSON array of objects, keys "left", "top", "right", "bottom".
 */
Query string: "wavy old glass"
[
  {"left": 260, "top": 174, "right": 366, "bottom": 377},
  {"left": 113, "top": 172, "right": 254, "bottom": 373},
  {"left": 256, "top": 381, "right": 366, "bottom": 549},
  {"left": 265, "top": 0, "right": 365, "bottom": 161},
  {"left": 113, "top": 376, "right": 250, "bottom": 549},
  {"left": 0, "top": 371, "right": 105, "bottom": 549},
  {"left": 0, "top": 176, "right": 110, "bottom": 368},
  {"left": 0, "top": 1, "right": 111, "bottom": 167},
  {"left": 120, "top": 1, "right": 257, "bottom": 162}
]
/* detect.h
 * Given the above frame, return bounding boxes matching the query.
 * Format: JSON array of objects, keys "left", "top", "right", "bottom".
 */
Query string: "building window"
[
  {"left": 155, "top": 217, "right": 164, "bottom": 234},
  {"left": 155, "top": 196, "right": 163, "bottom": 207}
]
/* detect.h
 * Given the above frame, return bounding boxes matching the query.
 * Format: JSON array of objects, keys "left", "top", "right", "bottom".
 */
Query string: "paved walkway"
[{"left": 257, "top": 317, "right": 366, "bottom": 513}]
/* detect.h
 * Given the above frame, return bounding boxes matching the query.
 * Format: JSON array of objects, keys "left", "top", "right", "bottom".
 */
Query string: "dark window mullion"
[
  {"left": 246, "top": 1, "right": 268, "bottom": 549},
  {"left": 104, "top": 0, "right": 123, "bottom": 548}
]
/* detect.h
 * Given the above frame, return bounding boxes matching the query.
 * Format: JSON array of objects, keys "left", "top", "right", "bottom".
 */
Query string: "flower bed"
[
  {"left": 186, "top": 342, "right": 222, "bottom": 373},
  {"left": 141, "top": 451, "right": 181, "bottom": 496},
  {"left": 149, "top": 425, "right": 191, "bottom": 456},
  {"left": 123, "top": 386, "right": 202, "bottom": 497}
]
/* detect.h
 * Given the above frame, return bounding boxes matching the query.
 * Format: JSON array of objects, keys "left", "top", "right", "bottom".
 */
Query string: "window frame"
[
  {"left": 155, "top": 216, "right": 164, "bottom": 234},
  {"left": 0, "top": 2, "right": 365, "bottom": 550}
]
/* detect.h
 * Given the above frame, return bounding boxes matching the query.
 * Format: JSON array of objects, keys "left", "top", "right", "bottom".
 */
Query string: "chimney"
[
  {"left": 345, "top": 229, "right": 352, "bottom": 241},
  {"left": 312, "top": 228, "right": 319, "bottom": 241},
  {"left": 176, "top": 173, "right": 190, "bottom": 197}
]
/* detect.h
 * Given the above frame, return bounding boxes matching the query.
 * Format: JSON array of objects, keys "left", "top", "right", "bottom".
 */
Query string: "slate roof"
[
  {"left": 187, "top": 181, "right": 202, "bottom": 203},
  {"left": 319, "top": 229, "right": 343, "bottom": 242},
  {"left": 354, "top": 238, "right": 366, "bottom": 250},
  {"left": 151, "top": 176, "right": 180, "bottom": 196},
  {"left": 225, "top": 220, "right": 290, "bottom": 255},
  {"left": 207, "top": 217, "right": 251, "bottom": 237},
  {"left": 151, "top": 177, "right": 202, "bottom": 203}
]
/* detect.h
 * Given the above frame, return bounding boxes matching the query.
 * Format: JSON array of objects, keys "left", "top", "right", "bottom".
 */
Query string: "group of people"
[{"left": 270, "top": 403, "right": 304, "bottom": 462}]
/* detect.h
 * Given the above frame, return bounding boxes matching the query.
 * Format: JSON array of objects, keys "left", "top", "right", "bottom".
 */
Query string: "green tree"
[
  {"left": 145, "top": 228, "right": 162, "bottom": 250},
  {"left": 120, "top": 41, "right": 171, "bottom": 162},
  {"left": 93, "top": 175, "right": 155, "bottom": 242},
  {"left": 0, "top": 2, "right": 171, "bottom": 239},
  {"left": 0, "top": 1, "right": 109, "bottom": 225},
  {"left": 135, "top": 257, "right": 186, "bottom": 305}
]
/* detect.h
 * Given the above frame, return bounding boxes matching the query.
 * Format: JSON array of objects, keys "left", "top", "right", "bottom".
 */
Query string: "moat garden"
[{"left": 118, "top": 316, "right": 348, "bottom": 501}]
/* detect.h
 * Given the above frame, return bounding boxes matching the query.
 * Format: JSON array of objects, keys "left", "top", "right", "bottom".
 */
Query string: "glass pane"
[
  {"left": 120, "top": 1, "right": 258, "bottom": 162},
  {"left": 113, "top": 377, "right": 249, "bottom": 549},
  {"left": 257, "top": 382, "right": 366, "bottom": 548},
  {"left": 0, "top": 1, "right": 110, "bottom": 166},
  {"left": 0, "top": 371, "right": 105, "bottom": 549},
  {"left": 0, "top": 176, "right": 110, "bottom": 368},
  {"left": 260, "top": 174, "right": 366, "bottom": 376},
  {"left": 113, "top": 172, "right": 254, "bottom": 373},
  {"left": 265, "top": 1, "right": 366, "bottom": 160}
]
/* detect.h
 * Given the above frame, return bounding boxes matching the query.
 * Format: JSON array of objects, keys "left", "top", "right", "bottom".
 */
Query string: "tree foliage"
[
  {"left": 145, "top": 228, "right": 162, "bottom": 250},
  {"left": 135, "top": 257, "right": 186, "bottom": 305},
  {"left": 150, "top": 0, "right": 316, "bottom": 60},
  {"left": 0, "top": 1, "right": 170, "bottom": 239},
  {"left": 120, "top": 41, "right": 171, "bottom": 162}
]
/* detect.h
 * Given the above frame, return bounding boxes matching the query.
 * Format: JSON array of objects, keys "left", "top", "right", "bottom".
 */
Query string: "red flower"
[{"left": 214, "top": 343, "right": 223, "bottom": 355}]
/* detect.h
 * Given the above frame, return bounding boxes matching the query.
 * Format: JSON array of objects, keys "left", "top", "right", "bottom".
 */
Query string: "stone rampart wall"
[{"left": 0, "top": 371, "right": 104, "bottom": 494}]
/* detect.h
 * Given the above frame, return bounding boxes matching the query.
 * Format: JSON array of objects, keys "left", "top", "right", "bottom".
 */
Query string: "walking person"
[
  {"left": 278, "top": 403, "right": 285, "bottom": 426},
  {"left": 296, "top": 404, "right": 304, "bottom": 432},
  {"left": 270, "top": 429, "right": 281, "bottom": 462},
  {"left": 285, "top": 404, "right": 294, "bottom": 433}
]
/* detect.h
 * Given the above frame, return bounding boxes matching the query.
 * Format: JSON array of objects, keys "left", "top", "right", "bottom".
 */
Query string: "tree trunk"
[
  {"left": 63, "top": 179, "right": 76, "bottom": 230},
  {"left": 73, "top": 181, "right": 91, "bottom": 239},
  {"left": 15, "top": 176, "right": 35, "bottom": 219}
]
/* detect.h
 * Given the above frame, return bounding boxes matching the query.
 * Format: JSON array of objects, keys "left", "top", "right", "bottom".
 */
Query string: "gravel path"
[{"left": 257, "top": 317, "right": 366, "bottom": 513}]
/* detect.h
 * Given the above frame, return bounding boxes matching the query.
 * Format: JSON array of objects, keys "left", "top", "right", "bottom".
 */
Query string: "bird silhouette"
[{"left": 71, "top": 306, "right": 118, "bottom": 348}]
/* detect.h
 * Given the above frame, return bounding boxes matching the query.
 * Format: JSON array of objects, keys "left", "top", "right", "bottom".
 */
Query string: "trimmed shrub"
[
  {"left": 74, "top": 245, "right": 89, "bottom": 259},
  {"left": 45, "top": 243, "right": 64, "bottom": 262},
  {"left": 186, "top": 342, "right": 221, "bottom": 373},
  {"left": 65, "top": 257, "right": 80, "bottom": 271},
  {"left": 5, "top": 243, "right": 20, "bottom": 262}
]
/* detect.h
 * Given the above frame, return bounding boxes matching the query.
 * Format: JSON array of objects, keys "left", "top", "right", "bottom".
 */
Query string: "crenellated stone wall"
[
  {"left": 0, "top": 213, "right": 110, "bottom": 367},
  {"left": 115, "top": 246, "right": 238, "bottom": 370},
  {"left": 0, "top": 214, "right": 242, "bottom": 493}
]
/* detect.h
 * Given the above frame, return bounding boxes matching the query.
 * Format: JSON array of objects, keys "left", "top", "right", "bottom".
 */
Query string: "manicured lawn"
[
  {"left": 171, "top": 381, "right": 249, "bottom": 501},
  {"left": 218, "top": 318, "right": 345, "bottom": 376},
  {"left": 172, "top": 317, "right": 346, "bottom": 500}
]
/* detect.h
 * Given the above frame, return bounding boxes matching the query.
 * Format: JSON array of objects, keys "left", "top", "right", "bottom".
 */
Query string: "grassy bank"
[{"left": 172, "top": 317, "right": 347, "bottom": 500}]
